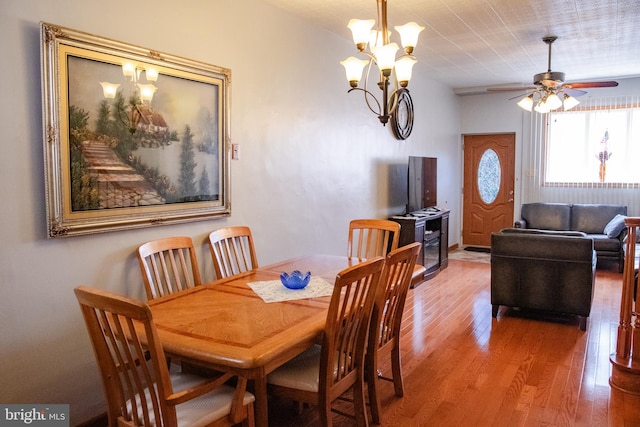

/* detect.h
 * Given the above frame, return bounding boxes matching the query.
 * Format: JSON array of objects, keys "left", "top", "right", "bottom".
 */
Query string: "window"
[{"left": 545, "top": 105, "right": 640, "bottom": 185}]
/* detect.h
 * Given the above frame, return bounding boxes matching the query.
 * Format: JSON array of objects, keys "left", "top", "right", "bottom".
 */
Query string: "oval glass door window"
[{"left": 477, "top": 149, "right": 501, "bottom": 204}]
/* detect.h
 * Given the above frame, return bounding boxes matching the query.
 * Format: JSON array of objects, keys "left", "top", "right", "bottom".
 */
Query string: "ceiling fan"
[{"left": 488, "top": 36, "right": 619, "bottom": 112}]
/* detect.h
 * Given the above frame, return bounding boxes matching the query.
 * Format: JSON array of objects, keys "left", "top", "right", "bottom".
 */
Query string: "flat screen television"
[{"left": 407, "top": 156, "right": 437, "bottom": 213}]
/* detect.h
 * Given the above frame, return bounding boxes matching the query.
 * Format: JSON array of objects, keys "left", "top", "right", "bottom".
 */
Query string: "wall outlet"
[{"left": 232, "top": 144, "right": 240, "bottom": 160}]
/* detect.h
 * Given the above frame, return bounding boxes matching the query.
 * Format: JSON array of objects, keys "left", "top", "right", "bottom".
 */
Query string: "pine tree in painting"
[{"left": 179, "top": 124, "right": 198, "bottom": 200}]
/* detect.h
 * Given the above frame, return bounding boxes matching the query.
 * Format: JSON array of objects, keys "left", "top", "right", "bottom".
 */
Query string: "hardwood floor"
[{"left": 268, "top": 256, "right": 640, "bottom": 426}]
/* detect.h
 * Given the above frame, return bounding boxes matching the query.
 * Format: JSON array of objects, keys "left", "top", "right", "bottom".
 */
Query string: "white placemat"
[{"left": 247, "top": 276, "right": 334, "bottom": 303}]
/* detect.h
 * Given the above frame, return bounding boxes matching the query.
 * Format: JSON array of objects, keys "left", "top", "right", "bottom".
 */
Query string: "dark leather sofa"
[
  {"left": 515, "top": 203, "right": 627, "bottom": 272},
  {"left": 491, "top": 228, "right": 596, "bottom": 330}
]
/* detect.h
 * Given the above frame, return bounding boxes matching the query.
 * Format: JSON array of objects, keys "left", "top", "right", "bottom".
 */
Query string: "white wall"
[{"left": 0, "top": 0, "right": 461, "bottom": 424}]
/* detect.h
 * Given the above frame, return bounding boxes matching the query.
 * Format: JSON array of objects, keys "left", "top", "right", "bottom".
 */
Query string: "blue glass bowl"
[{"left": 280, "top": 270, "right": 311, "bottom": 290}]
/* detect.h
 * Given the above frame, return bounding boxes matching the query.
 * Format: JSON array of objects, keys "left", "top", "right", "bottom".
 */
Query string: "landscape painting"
[{"left": 41, "top": 22, "right": 231, "bottom": 237}]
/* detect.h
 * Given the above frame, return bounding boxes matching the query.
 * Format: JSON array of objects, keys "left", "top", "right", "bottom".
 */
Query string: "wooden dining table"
[{"left": 146, "top": 254, "right": 363, "bottom": 427}]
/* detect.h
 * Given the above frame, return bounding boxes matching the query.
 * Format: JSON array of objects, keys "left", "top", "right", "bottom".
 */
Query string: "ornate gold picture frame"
[{"left": 41, "top": 22, "right": 231, "bottom": 238}]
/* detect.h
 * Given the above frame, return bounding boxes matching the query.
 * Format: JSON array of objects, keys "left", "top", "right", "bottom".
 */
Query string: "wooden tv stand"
[{"left": 390, "top": 208, "right": 449, "bottom": 283}]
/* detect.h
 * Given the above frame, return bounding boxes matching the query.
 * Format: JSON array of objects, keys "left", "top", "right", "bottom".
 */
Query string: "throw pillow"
[{"left": 604, "top": 214, "right": 627, "bottom": 238}]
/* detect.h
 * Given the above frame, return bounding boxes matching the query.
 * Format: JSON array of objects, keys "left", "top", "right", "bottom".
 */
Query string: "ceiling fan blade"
[
  {"left": 561, "top": 88, "right": 587, "bottom": 97},
  {"left": 564, "top": 81, "right": 619, "bottom": 89},
  {"left": 507, "top": 93, "right": 532, "bottom": 100},
  {"left": 487, "top": 86, "right": 537, "bottom": 92}
]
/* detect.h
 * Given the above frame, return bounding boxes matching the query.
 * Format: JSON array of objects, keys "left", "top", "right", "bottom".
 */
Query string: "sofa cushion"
[
  {"left": 520, "top": 203, "right": 571, "bottom": 231},
  {"left": 604, "top": 213, "right": 627, "bottom": 238},
  {"left": 570, "top": 204, "right": 627, "bottom": 234},
  {"left": 590, "top": 234, "right": 622, "bottom": 252}
]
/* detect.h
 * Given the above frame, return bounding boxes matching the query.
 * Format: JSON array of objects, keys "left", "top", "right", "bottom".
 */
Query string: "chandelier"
[
  {"left": 99, "top": 62, "right": 159, "bottom": 134},
  {"left": 340, "top": 0, "right": 424, "bottom": 138}
]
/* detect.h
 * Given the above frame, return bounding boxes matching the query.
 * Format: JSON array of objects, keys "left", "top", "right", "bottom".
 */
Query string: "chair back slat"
[
  {"left": 348, "top": 219, "right": 400, "bottom": 259},
  {"left": 320, "top": 257, "right": 385, "bottom": 389},
  {"left": 208, "top": 227, "right": 258, "bottom": 280},
  {"left": 137, "top": 237, "right": 202, "bottom": 300}
]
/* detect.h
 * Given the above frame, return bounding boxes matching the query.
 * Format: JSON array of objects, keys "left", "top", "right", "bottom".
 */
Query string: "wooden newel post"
[{"left": 610, "top": 217, "right": 640, "bottom": 394}]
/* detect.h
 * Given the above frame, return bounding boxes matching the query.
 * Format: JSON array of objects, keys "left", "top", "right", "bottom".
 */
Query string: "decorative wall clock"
[{"left": 390, "top": 89, "right": 414, "bottom": 140}]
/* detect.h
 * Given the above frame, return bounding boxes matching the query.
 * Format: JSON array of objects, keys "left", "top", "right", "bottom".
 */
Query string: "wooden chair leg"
[
  {"left": 353, "top": 379, "right": 370, "bottom": 427},
  {"left": 367, "top": 370, "right": 381, "bottom": 424},
  {"left": 390, "top": 342, "right": 405, "bottom": 397},
  {"left": 242, "top": 401, "right": 255, "bottom": 427},
  {"left": 319, "top": 392, "right": 332, "bottom": 427}
]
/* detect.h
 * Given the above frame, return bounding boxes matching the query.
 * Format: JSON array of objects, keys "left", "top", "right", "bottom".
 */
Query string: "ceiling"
[{"left": 264, "top": 0, "right": 640, "bottom": 94}]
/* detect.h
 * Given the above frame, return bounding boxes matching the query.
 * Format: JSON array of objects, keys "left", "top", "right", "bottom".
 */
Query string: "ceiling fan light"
[
  {"left": 534, "top": 98, "right": 551, "bottom": 114},
  {"left": 517, "top": 94, "right": 534, "bottom": 112},
  {"left": 563, "top": 94, "right": 580, "bottom": 110},
  {"left": 546, "top": 93, "right": 562, "bottom": 110}
]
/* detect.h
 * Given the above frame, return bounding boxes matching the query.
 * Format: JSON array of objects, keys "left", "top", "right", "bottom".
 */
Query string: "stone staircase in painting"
[{"left": 80, "top": 140, "right": 165, "bottom": 209}]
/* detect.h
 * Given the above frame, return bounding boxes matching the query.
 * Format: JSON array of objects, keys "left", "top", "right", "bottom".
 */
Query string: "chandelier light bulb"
[
  {"left": 99, "top": 82, "right": 120, "bottom": 99},
  {"left": 372, "top": 42, "right": 399, "bottom": 74},
  {"left": 340, "top": 57, "right": 370, "bottom": 88},
  {"left": 394, "top": 22, "right": 425, "bottom": 54},
  {"left": 137, "top": 84, "right": 157, "bottom": 103},
  {"left": 369, "top": 30, "right": 392, "bottom": 50},
  {"left": 395, "top": 57, "right": 417, "bottom": 87},
  {"left": 122, "top": 62, "right": 136, "bottom": 78},
  {"left": 145, "top": 67, "right": 159, "bottom": 82},
  {"left": 347, "top": 19, "right": 375, "bottom": 50}
]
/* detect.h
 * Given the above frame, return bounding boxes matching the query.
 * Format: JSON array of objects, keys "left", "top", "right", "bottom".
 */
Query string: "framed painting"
[{"left": 40, "top": 22, "right": 231, "bottom": 238}]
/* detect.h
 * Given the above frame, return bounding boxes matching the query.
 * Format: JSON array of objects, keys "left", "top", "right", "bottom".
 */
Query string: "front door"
[{"left": 462, "top": 133, "right": 515, "bottom": 247}]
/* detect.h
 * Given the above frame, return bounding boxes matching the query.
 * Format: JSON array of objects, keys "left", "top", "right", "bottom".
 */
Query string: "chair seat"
[
  {"left": 267, "top": 345, "right": 321, "bottom": 393},
  {"left": 128, "top": 372, "right": 255, "bottom": 427}
]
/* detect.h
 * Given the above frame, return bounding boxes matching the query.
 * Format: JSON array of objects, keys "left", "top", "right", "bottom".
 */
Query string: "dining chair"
[
  {"left": 74, "top": 286, "right": 255, "bottom": 427},
  {"left": 366, "top": 242, "right": 421, "bottom": 424},
  {"left": 137, "top": 236, "right": 202, "bottom": 300},
  {"left": 348, "top": 219, "right": 400, "bottom": 259},
  {"left": 348, "top": 218, "right": 425, "bottom": 287},
  {"left": 266, "top": 256, "right": 386, "bottom": 427},
  {"left": 208, "top": 226, "right": 259, "bottom": 280}
]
